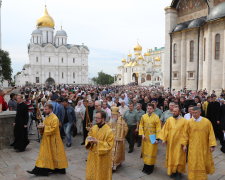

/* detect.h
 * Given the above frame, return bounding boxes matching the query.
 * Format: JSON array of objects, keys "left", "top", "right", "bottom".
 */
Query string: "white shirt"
[
  {"left": 119, "top": 105, "right": 129, "bottom": 116},
  {"left": 193, "top": 116, "right": 202, "bottom": 122},
  {"left": 184, "top": 113, "right": 192, "bottom": 120},
  {"left": 103, "top": 107, "right": 112, "bottom": 118}
]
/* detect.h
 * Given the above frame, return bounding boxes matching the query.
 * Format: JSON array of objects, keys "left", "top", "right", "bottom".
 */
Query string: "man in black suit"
[{"left": 11, "top": 95, "right": 29, "bottom": 152}]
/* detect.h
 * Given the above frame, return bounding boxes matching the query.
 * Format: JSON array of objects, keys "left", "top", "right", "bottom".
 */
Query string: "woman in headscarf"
[{"left": 75, "top": 100, "right": 86, "bottom": 134}]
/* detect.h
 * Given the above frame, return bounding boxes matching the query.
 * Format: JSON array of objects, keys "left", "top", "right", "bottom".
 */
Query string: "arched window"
[
  {"left": 215, "top": 34, "right": 220, "bottom": 60},
  {"left": 62, "top": 72, "right": 64, "bottom": 79},
  {"left": 73, "top": 58, "right": 75, "bottom": 63},
  {"left": 190, "top": 40, "right": 194, "bottom": 62},
  {"left": 36, "top": 57, "right": 38, "bottom": 62},
  {"left": 73, "top": 72, "right": 75, "bottom": 79},
  {"left": 49, "top": 72, "right": 51, "bottom": 78},
  {"left": 61, "top": 58, "right": 64, "bottom": 63},
  {"left": 173, "top": 43, "right": 177, "bottom": 64},
  {"left": 146, "top": 74, "right": 151, "bottom": 81}
]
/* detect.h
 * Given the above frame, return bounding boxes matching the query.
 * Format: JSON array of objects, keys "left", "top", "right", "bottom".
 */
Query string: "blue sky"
[{"left": 2, "top": 0, "right": 171, "bottom": 78}]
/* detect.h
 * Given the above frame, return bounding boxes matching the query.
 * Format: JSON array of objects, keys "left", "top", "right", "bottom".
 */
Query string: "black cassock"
[
  {"left": 13, "top": 102, "right": 29, "bottom": 151},
  {"left": 220, "top": 104, "right": 225, "bottom": 152},
  {"left": 207, "top": 101, "right": 222, "bottom": 142},
  {"left": 82, "top": 106, "right": 94, "bottom": 143}
]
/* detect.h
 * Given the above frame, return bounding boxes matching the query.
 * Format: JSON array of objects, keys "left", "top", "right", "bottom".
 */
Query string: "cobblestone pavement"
[{"left": 0, "top": 131, "right": 225, "bottom": 180}]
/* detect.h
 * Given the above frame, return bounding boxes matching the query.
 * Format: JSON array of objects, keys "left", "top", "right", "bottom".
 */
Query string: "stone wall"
[{"left": 0, "top": 111, "right": 16, "bottom": 149}]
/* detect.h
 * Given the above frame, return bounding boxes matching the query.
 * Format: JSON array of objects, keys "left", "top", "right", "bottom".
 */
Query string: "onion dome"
[
  {"left": 131, "top": 61, "right": 138, "bottom": 66},
  {"left": 134, "top": 52, "right": 141, "bottom": 56},
  {"left": 144, "top": 52, "right": 151, "bottom": 56},
  {"left": 134, "top": 43, "right": 142, "bottom": 51},
  {"left": 138, "top": 55, "right": 144, "bottom": 60},
  {"left": 155, "top": 57, "right": 161, "bottom": 61},
  {"left": 56, "top": 29, "right": 67, "bottom": 37},
  {"left": 37, "top": 6, "right": 55, "bottom": 28},
  {"left": 121, "top": 58, "right": 126, "bottom": 63}
]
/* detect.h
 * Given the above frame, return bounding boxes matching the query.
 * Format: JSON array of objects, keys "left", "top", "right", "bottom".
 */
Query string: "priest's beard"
[
  {"left": 111, "top": 117, "right": 117, "bottom": 123},
  {"left": 97, "top": 121, "right": 105, "bottom": 128},
  {"left": 173, "top": 114, "right": 179, "bottom": 118}
]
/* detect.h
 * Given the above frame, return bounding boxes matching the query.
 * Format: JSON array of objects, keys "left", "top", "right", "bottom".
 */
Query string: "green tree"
[
  {"left": 92, "top": 71, "right": 114, "bottom": 85},
  {"left": 0, "top": 50, "right": 13, "bottom": 81}
]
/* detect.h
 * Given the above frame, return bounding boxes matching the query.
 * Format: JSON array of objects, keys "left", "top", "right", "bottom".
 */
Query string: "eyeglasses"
[{"left": 95, "top": 117, "right": 102, "bottom": 120}]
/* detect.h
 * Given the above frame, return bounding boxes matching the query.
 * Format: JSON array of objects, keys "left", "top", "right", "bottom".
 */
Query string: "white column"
[
  {"left": 164, "top": 7, "right": 177, "bottom": 89},
  {"left": 198, "top": 29, "right": 204, "bottom": 90},
  {"left": 206, "top": 25, "right": 212, "bottom": 91},
  {"left": 180, "top": 32, "right": 186, "bottom": 89}
]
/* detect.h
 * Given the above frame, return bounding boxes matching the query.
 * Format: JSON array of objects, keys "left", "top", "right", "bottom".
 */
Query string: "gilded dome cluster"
[
  {"left": 119, "top": 43, "right": 162, "bottom": 67},
  {"left": 120, "top": 43, "right": 150, "bottom": 66}
]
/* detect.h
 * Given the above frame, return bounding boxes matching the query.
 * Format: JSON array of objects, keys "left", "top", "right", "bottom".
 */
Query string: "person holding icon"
[
  {"left": 139, "top": 103, "right": 161, "bottom": 175},
  {"left": 85, "top": 110, "right": 115, "bottom": 180}
]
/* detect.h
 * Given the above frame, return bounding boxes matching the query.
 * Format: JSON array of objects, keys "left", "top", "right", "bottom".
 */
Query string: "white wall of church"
[{"left": 165, "top": 0, "right": 225, "bottom": 92}]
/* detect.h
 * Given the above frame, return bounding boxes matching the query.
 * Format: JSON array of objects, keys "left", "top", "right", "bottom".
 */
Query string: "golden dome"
[
  {"left": 134, "top": 52, "right": 141, "bottom": 56},
  {"left": 127, "top": 61, "right": 133, "bottom": 66},
  {"left": 138, "top": 55, "right": 144, "bottom": 60},
  {"left": 134, "top": 43, "right": 142, "bottom": 51},
  {"left": 131, "top": 61, "right": 138, "bottom": 66},
  {"left": 124, "top": 63, "right": 129, "bottom": 67},
  {"left": 144, "top": 52, "right": 151, "bottom": 56},
  {"left": 128, "top": 54, "right": 132, "bottom": 57},
  {"left": 155, "top": 57, "right": 161, "bottom": 61},
  {"left": 121, "top": 58, "right": 126, "bottom": 63},
  {"left": 37, "top": 6, "right": 55, "bottom": 28}
]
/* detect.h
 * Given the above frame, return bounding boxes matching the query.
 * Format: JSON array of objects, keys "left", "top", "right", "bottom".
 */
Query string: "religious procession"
[{"left": 2, "top": 84, "right": 225, "bottom": 180}]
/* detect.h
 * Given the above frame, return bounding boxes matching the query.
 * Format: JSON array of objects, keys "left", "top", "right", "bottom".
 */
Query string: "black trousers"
[
  {"left": 212, "top": 122, "right": 224, "bottom": 145},
  {"left": 82, "top": 119, "right": 88, "bottom": 143},
  {"left": 126, "top": 125, "right": 136, "bottom": 150},
  {"left": 137, "top": 135, "right": 142, "bottom": 146}
]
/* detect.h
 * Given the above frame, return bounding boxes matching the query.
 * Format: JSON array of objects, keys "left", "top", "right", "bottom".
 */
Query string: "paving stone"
[{"left": 0, "top": 134, "right": 224, "bottom": 180}]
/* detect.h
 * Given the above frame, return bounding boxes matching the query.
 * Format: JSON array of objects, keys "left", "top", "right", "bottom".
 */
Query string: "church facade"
[
  {"left": 115, "top": 43, "right": 164, "bottom": 86},
  {"left": 15, "top": 7, "right": 89, "bottom": 86},
  {"left": 164, "top": 0, "right": 225, "bottom": 92}
]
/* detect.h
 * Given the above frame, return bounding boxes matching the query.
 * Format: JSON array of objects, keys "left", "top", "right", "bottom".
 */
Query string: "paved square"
[{"left": 0, "top": 133, "right": 225, "bottom": 180}]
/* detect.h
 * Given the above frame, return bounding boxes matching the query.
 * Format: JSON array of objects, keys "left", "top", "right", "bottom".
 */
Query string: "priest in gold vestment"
[
  {"left": 86, "top": 110, "right": 115, "bottom": 180},
  {"left": 139, "top": 103, "right": 161, "bottom": 175},
  {"left": 182, "top": 106, "right": 217, "bottom": 180},
  {"left": 159, "top": 107, "right": 187, "bottom": 180},
  {"left": 27, "top": 104, "right": 68, "bottom": 176},
  {"left": 108, "top": 105, "right": 128, "bottom": 170}
]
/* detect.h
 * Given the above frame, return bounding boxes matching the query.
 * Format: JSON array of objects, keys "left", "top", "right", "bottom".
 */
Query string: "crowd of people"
[{"left": 2, "top": 84, "right": 225, "bottom": 180}]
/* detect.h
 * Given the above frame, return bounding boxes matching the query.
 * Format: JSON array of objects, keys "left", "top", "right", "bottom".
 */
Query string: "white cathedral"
[{"left": 15, "top": 7, "right": 89, "bottom": 86}]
